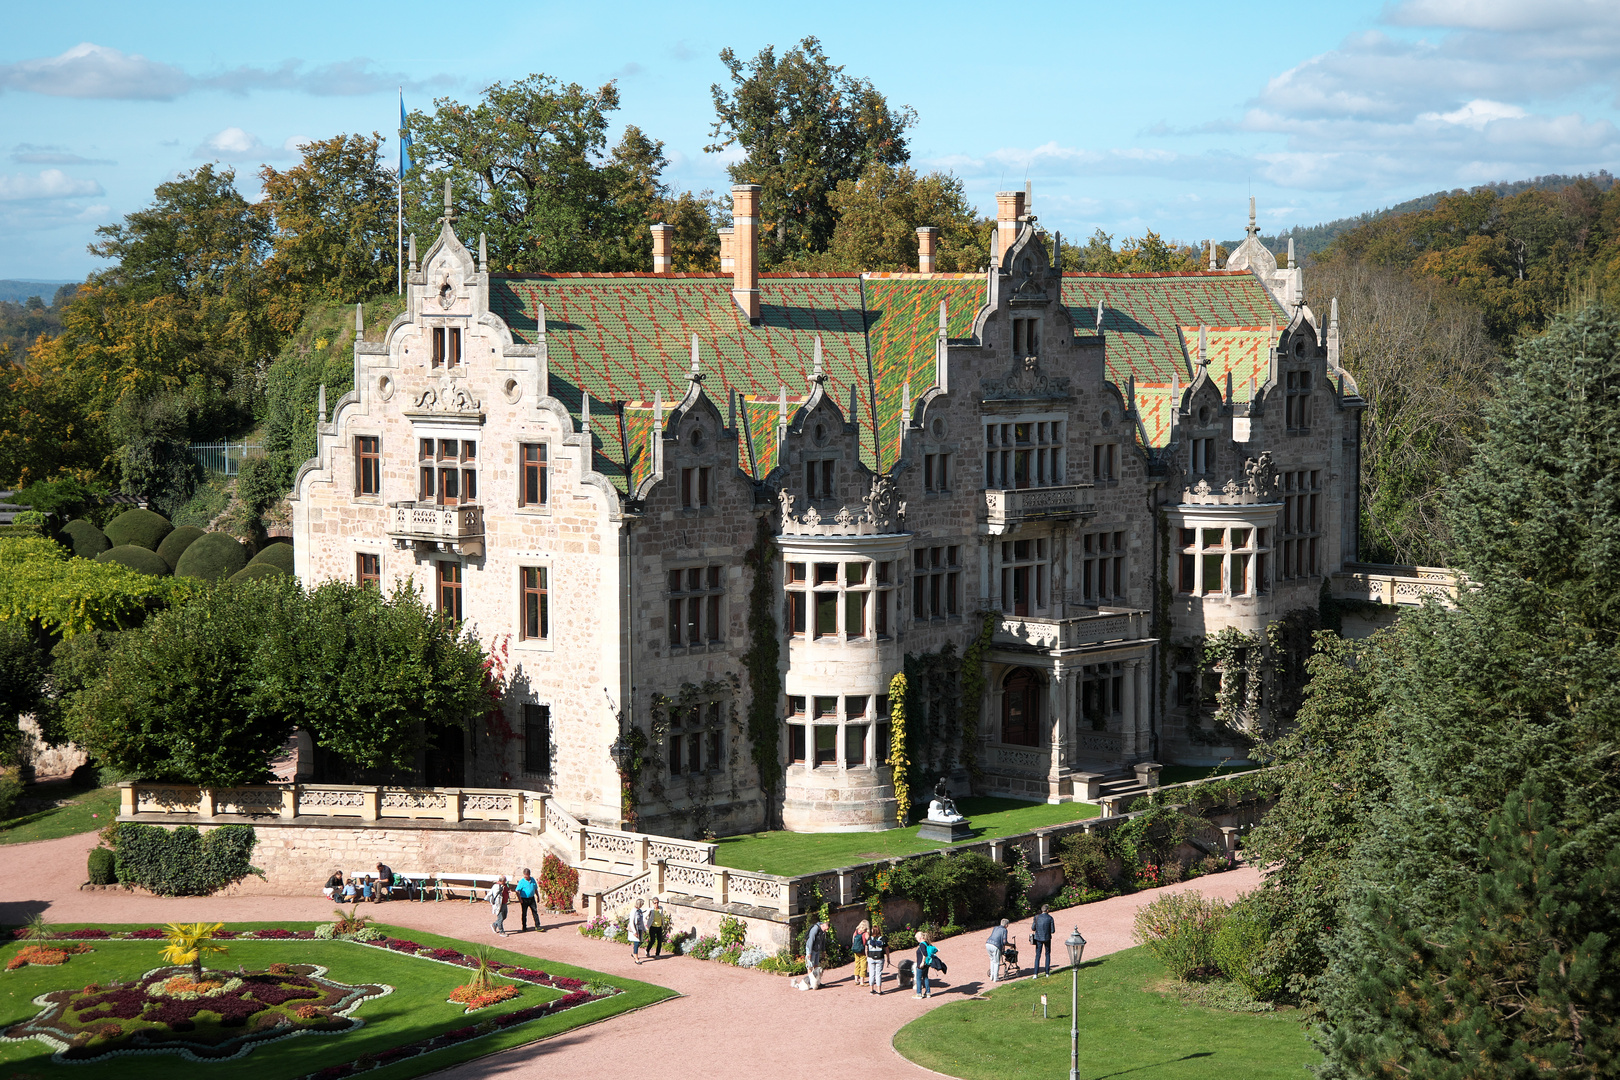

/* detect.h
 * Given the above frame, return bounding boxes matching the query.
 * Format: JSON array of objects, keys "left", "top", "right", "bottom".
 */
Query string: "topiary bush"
[
  {"left": 87, "top": 847, "right": 117, "bottom": 885},
  {"left": 95, "top": 545, "right": 172, "bottom": 577},
  {"left": 155, "top": 525, "right": 206, "bottom": 570},
  {"left": 227, "top": 562, "right": 289, "bottom": 582},
  {"left": 104, "top": 508, "right": 173, "bottom": 551},
  {"left": 114, "top": 823, "right": 261, "bottom": 895},
  {"left": 248, "top": 540, "right": 294, "bottom": 574},
  {"left": 173, "top": 532, "right": 250, "bottom": 582},
  {"left": 61, "top": 519, "right": 111, "bottom": 560}
]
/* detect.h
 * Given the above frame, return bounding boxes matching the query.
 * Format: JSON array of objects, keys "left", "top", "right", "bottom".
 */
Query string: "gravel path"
[{"left": 5, "top": 830, "right": 1261, "bottom": 1079}]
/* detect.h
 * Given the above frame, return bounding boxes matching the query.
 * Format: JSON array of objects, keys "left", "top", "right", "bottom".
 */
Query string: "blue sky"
[{"left": 3, "top": 0, "right": 1618, "bottom": 280}]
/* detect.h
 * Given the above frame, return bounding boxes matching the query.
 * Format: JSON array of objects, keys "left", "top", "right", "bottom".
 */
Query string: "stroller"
[{"left": 999, "top": 935, "right": 1020, "bottom": 981}]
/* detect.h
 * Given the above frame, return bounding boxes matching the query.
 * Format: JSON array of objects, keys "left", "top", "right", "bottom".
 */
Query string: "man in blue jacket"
[
  {"left": 514, "top": 868, "right": 540, "bottom": 931},
  {"left": 1030, "top": 904, "right": 1056, "bottom": 977}
]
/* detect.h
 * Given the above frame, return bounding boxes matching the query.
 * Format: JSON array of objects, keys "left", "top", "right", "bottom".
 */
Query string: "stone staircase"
[{"left": 1072, "top": 763, "right": 1163, "bottom": 814}]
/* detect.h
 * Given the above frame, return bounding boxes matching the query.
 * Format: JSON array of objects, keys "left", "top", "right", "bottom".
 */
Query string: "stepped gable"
[
  {"left": 489, "top": 273, "right": 870, "bottom": 491},
  {"left": 862, "top": 273, "right": 983, "bottom": 470}
]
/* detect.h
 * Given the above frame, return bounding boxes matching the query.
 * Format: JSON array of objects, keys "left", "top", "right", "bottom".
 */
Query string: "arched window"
[{"left": 1001, "top": 668, "right": 1041, "bottom": 747}]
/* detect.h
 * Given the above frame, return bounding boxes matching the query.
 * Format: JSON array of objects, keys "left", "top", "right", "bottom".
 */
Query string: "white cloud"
[
  {"left": 11, "top": 143, "right": 114, "bottom": 166},
  {"left": 0, "top": 169, "right": 105, "bottom": 201},
  {"left": 1419, "top": 99, "right": 1528, "bottom": 128},
  {"left": 0, "top": 43, "right": 189, "bottom": 100}
]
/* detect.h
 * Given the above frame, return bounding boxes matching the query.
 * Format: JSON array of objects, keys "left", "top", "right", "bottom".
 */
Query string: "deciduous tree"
[{"left": 261, "top": 133, "right": 397, "bottom": 309}]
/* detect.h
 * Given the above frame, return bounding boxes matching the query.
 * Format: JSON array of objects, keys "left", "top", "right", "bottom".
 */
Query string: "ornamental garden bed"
[{"left": 0, "top": 924, "right": 674, "bottom": 1080}]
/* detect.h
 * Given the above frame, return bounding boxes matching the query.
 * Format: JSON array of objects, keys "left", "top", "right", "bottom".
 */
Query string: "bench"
[{"left": 330, "top": 871, "right": 508, "bottom": 903}]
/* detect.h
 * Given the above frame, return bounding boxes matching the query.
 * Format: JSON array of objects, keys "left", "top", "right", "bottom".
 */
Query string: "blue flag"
[{"left": 398, "top": 89, "right": 412, "bottom": 177}]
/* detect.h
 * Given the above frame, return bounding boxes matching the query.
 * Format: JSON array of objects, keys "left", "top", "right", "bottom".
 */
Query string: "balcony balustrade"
[
  {"left": 994, "top": 607, "right": 1150, "bottom": 652},
  {"left": 983, "top": 484, "right": 1094, "bottom": 529},
  {"left": 387, "top": 501, "right": 484, "bottom": 557}
]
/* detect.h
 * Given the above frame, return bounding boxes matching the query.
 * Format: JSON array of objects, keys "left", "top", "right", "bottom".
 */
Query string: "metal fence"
[{"left": 189, "top": 440, "right": 264, "bottom": 477}]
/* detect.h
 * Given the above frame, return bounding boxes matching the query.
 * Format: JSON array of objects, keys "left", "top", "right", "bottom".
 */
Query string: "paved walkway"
[{"left": 5, "top": 831, "right": 1261, "bottom": 1080}]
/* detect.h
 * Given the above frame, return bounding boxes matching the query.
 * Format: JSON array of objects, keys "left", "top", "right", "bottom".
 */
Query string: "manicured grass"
[
  {"left": 0, "top": 923, "right": 674, "bottom": 1080},
  {"left": 1158, "top": 763, "right": 1258, "bottom": 787},
  {"left": 894, "top": 947, "right": 1317, "bottom": 1080},
  {"left": 0, "top": 785, "right": 118, "bottom": 846},
  {"left": 714, "top": 797, "right": 1102, "bottom": 876}
]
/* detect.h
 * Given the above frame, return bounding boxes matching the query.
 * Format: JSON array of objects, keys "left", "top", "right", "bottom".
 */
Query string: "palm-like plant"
[
  {"left": 160, "top": 922, "right": 228, "bottom": 980},
  {"left": 332, "top": 903, "right": 372, "bottom": 935}
]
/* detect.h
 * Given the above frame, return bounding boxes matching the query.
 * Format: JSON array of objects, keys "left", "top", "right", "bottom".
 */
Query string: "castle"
[{"left": 290, "top": 184, "right": 1361, "bottom": 836}]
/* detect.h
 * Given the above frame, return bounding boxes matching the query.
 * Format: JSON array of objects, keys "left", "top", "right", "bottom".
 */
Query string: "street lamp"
[{"left": 1066, "top": 927, "right": 1086, "bottom": 1080}]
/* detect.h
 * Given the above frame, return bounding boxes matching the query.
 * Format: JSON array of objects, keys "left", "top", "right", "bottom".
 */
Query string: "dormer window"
[
  {"left": 1285, "top": 371, "right": 1312, "bottom": 431},
  {"left": 1012, "top": 317, "right": 1041, "bottom": 356},
  {"left": 431, "top": 326, "right": 462, "bottom": 369},
  {"left": 806, "top": 458, "right": 836, "bottom": 499}
]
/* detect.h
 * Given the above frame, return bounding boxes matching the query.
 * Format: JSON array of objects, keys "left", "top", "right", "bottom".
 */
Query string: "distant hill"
[
  {"left": 1223, "top": 172, "right": 1617, "bottom": 258},
  {"left": 0, "top": 280, "right": 79, "bottom": 305}
]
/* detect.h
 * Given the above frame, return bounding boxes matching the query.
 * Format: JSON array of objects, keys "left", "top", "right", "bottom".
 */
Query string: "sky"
[{"left": 2, "top": 0, "right": 1618, "bottom": 281}]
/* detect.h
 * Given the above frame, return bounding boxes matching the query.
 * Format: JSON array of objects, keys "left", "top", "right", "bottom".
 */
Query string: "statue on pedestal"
[{"left": 927, "top": 776, "right": 964, "bottom": 824}]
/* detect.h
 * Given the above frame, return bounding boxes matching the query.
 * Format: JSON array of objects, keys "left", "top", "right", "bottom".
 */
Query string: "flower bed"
[
  {"left": 7, "top": 945, "right": 81, "bottom": 970},
  {"left": 447, "top": 984, "right": 518, "bottom": 1011},
  {"left": 4, "top": 963, "right": 387, "bottom": 1061}
]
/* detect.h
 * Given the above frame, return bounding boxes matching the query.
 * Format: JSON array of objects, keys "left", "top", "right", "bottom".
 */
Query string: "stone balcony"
[
  {"left": 994, "top": 607, "right": 1151, "bottom": 653},
  {"left": 387, "top": 501, "right": 485, "bottom": 557},
  {"left": 1330, "top": 562, "right": 1458, "bottom": 607},
  {"left": 983, "top": 484, "right": 1095, "bottom": 530}
]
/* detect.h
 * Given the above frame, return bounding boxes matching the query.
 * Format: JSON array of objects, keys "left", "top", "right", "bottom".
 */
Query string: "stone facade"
[{"left": 291, "top": 187, "right": 1363, "bottom": 836}]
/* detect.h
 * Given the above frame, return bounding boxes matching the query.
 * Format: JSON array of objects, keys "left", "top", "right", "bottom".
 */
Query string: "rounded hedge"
[
  {"left": 156, "top": 525, "right": 206, "bottom": 570},
  {"left": 227, "top": 561, "right": 290, "bottom": 582},
  {"left": 173, "top": 531, "right": 250, "bottom": 583},
  {"left": 61, "top": 519, "right": 111, "bottom": 560},
  {"left": 248, "top": 540, "right": 294, "bottom": 574},
  {"left": 104, "top": 508, "right": 173, "bottom": 551},
  {"left": 96, "top": 544, "right": 172, "bottom": 577}
]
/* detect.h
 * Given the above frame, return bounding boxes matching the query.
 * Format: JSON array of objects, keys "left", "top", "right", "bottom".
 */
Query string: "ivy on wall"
[
  {"left": 1183, "top": 608, "right": 1323, "bottom": 744},
  {"left": 887, "top": 671, "right": 911, "bottom": 824},
  {"left": 645, "top": 675, "right": 740, "bottom": 838},
  {"left": 957, "top": 612, "right": 997, "bottom": 781},
  {"left": 741, "top": 514, "right": 782, "bottom": 825}
]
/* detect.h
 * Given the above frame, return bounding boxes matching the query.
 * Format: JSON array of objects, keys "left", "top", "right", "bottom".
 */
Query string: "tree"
[
  {"left": 405, "top": 74, "right": 652, "bottom": 273},
  {"left": 1324, "top": 784, "right": 1619, "bottom": 1079},
  {"left": 708, "top": 36, "right": 916, "bottom": 263},
  {"left": 260, "top": 133, "right": 397, "bottom": 308},
  {"left": 783, "top": 161, "right": 985, "bottom": 272},
  {"left": 0, "top": 620, "right": 47, "bottom": 765},
  {"left": 256, "top": 580, "right": 486, "bottom": 777}
]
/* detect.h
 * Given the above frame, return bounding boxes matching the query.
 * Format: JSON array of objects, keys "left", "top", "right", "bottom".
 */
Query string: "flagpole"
[{"left": 397, "top": 87, "right": 404, "bottom": 296}]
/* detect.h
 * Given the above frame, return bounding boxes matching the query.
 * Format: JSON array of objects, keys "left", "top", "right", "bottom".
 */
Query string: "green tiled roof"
[{"left": 487, "top": 268, "right": 1289, "bottom": 491}]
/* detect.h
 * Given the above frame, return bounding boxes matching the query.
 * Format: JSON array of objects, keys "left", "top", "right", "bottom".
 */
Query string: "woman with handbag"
[{"left": 914, "top": 931, "right": 945, "bottom": 998}]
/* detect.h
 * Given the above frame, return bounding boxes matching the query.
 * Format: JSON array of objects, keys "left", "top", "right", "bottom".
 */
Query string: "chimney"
[
  {"left": 731, "top": 184, "right": 761, "bottom": 322},
  {"left": 650, "top": 224, "right": 673, "bottom": 274},
  {"left": 995, "top": 190, "right": 1025, "bottom": 260},
  {"left": 718, "top": 227, "right": 735, "bottom": 273},
  {"left": 916, "top": 226, "right": 938, "bottom": 273}
]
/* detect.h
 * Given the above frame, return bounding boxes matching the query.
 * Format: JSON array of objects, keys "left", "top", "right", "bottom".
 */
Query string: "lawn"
[
  {"left": 1158, "top": 763, "right": 1259, "bottom": 787},
  {"left": 0, "top": 785, "right": 118, "bottom": 846},
  {"left": 714, "top": 797, "right": 1101, "bottom": 876},
  {"left": 0, "top": 923, "right": 674, "bottom": 1080},
  {"left": 894, "top": 947, "right": 1318, "bottom": 1080}
]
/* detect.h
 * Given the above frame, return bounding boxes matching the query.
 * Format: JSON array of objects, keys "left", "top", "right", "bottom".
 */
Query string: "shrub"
[
  {"left": 889, "top": 851, "right": 1008, "bottom": 926},
  {"left": 61, "top": 519, "right": 111, "bottom": 560},
  {"left": 14, "top": 510, "right": 46, "bottom": 526},
  {"left": 758, "top": 948, "right": 807, "bottom": 976},
  {"left": 173, "top": 532, "right": 249, "bottom": 582},
  {"left": 87, "top": 847, "right": 117, "bottom": 885},
  {"left": 1211, "top": 900, "right": 1282, "bottom": 1000},
  {"left": 155, "top": 526, "right": 205, "bottom": 571},
  {"left": 114, "top": 823, "right": 260, "bottom": 895},
  {"left": 1132, "top": 890, "right": 1228, "bottom": 980},
  {"left": 687, "top": 935, "right": 721, "bottom": 960},
  {"left": 538, "top": 854, "right": 578, "bottom": 911},
  {"left": 0, "top": 767, "right": 23, "bottom": 819},
  {"left": 96, "top": 545, "right": 172, "bottom": 577},
  {"left": 248, "top": 540, "right": 294, "bottom": 573},
  {"left": 104, "top": 509, "right": 173, "bottom": 551},
  {"left": 228, "top": 562, "right": 288, "bottom": 582}
]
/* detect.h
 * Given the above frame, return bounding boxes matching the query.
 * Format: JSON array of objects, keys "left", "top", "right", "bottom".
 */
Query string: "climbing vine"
[
  {"left": 887, "top": 671, "right": 912, "bottom": 824},
  {"left": 1200, "top": 628, "right": 1266, "bottom": 738},
  {"left": 741, "top": 514, "right": 782, "bottom": 820},
  {"left": 645, "top": 675, "right": 740, "bottom": 835},
  {"left": 957, "top": 612, "right": 997, "bottom": 781}
]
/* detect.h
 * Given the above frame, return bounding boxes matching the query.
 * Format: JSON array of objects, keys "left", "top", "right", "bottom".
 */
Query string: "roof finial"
[
  {"left": 442, "top": 176, "right": 454, "bottom": 223},
  {"left": 1024, "top": 179, "right": 1032, "bottom": 214},
  {"left": 1208, "top": 239, "right": 1217, "bottom": 271},
  {"left": 1330, "top": 295, "right": 1340, "bottom": 329},
  {"left": 1095, "top": 300, "right": 1105, "bottom": 335},
  {"left": 938, "top": 300, "right": 948, "bottom": 333},
  {"left": 408, "top": 233, "right": 417, "bottom": 271},
  {"left": 1247, "top": 196, "right": 1258, "bottom": 239},
  {"left": 728, "top": 387, "right": 736, "bottom": 431},
  {"left": 478, "top": 232, "right": 487, "bottom": 271},
  {"left": 1126, "top": 374, "right": 1136, "bottom": 416},
  {"left": 354, "top": 303, "right": 363, "bottom": 332},
  {"left": 653, "top": 390, "right": 663, "bottom": 426},
  {"left": 318, "top": 383, "right": 326, "bottom": 423},
  {"left": 902, "top": 380, "right": 911, "bottom": 421},
  {"left": 1287, "top": 236, "right": 1296, "bottom": 271},
  {"left": 690, "top": 333, "right": 703, "bottom": 381},
  {"left": 848, "top": 382, "right": 858, "bottom": 423},
  {"left": 811, "top": 335, "right": 825, "bottom": 384},
  {"left": 1172, "top": 368, "right": 1180, "bottom": 410},
  {"left": 1226, "top": 371, "right": 1233, "bottom": 403},
  {"left": 581, "top": 390, "right": 591, "bottom": 432},
  {"left": 1198, "top": 324, "right": 1208, "bottom": 366},
  {"left": 778, "top": 385, "right": 787, "bottom": 421}
]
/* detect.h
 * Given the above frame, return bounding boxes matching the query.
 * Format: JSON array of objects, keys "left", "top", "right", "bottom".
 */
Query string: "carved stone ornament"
[
  {"left": 980, "top": 354, "right": 1072, "bottom": 400},
  {"left": 412, "top": 373, "right": 482, "bottom": 414},
  {"left": 863, "top": 474, "right": 898, "bottom": 527},
  {"left": 835, "top": 506, "right": 855, "bottom": 528},
  {"left": 777, "top": 489, "right": 796, "bottom": 521},
  {"left": 1194, "top": 478, "right": 1212, "bottom": 496},
  {"left": 803, "top": 505, "right": 821, "bottom": 526},
  {"left": 1243, "top": 451, "right": 1278, "bottom": 497},
  {"left": 437, "top": 274, "right": 456, "bottom": 310},
  {"left": 1222, "top": 478, "right": 1240, "bottom": 497}
]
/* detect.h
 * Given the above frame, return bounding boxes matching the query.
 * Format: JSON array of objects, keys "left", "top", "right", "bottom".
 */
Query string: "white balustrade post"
[
  {"left": 577, "top": 826, "right": 590, "bottom": 865},
  {"left": 637, "top": 836, "right": 650, "bottom": 873},
  {"left": 654, "top": 860, "right": 665, "bottom": 894},
  {"left": 533, "top": 793, "right": 549, "bottom": 832},
  {"left": 281, "top": 786, "right": 297, "bottom": 820},
  {"left": 361, "top": 786, "right": 380, "bottom": 822},
  {"left": 119, "top": 782, "right": 137, "bottom": 818},
  {"left": 717, "top": 869, "right": 730, "bottom": 906},
  {"left": 444, "top": 789, "right": 463, "bottom": 823},
  {"left": 197, "top": 788, "right": 215, "bottom": 818}
]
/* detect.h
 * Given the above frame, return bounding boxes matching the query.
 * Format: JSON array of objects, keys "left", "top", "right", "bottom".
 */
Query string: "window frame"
[
  {"left": 520, "top": 565, "right": 550, "bottom": 642},
  {"left": 519, "top": 442, "right": 549, "bottom": 508},
  {"left": 522, "top": 703, "right": 551, "bottom": 775},
  {"left": 355, "top": 435, "right": 381, "bottom": 496}
]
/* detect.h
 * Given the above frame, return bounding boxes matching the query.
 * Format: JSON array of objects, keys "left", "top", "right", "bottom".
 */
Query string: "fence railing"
[{"left": 189, "top": 440, "right": 263, "bottom": 477}]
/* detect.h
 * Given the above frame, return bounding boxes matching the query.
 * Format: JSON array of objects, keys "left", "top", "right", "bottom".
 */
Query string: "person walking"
[
  {"left": 628, "top": 899, "right": 647, "bottom": 964},
  {"left": 798, "top": 917, "right": 828, "bottom": 990},
  {"left": 645, "top": 899, "right": 669, "bottom": 958},
  {"left": 986, "top": 918, "right": 1010, "bottom": 983},
  {"left": 1030, "top": 904, "right": 1056, "bottom": 977},
  {"left": 515, "top": 868, "right": 540, "bottom": 931},
  {"left": 914, "top": 931, "right": 944, "bottom": 998},
  {"left": 487, "top": 875, "right": 510, "bottom": 937},
  {"left": 851, "top": 920, "right": 870, "bottom": 989},
  {"left": 866, "top": 926, "right": 888, "bottom": 994}
]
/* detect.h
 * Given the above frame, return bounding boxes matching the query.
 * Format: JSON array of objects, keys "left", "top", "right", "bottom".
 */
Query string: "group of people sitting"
[{"left": 322, "top": 863, "right": 403, "bottom": 903}]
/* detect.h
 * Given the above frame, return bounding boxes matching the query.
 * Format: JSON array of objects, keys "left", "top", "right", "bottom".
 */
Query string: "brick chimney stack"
[
  {"left": 650, "top": 224, "right": 673, "bottom": 273},
  {"left": 731, "top": 184, "right": 761, "bottom": 322},
  {"left": 916, "top": 226, "right": 938, "bottom": 273},
  {"left": 718, "top": 227, "right": 735, "bottom": 273},
  {"left": 995, "top": 190, "right": 1026, "bottom": 262}
]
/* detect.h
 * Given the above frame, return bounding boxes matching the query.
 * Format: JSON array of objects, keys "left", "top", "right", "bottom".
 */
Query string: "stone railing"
[
  {"left": 984, "top": 484, "right": 1095, "bottom": 528},
  {"left": 1330, "top": 563, "right": 1458, "bottom": 607},
  {"left": 592, "top": 859, "right": 795, "bottom": 918},
  {"left": 117, "top": 781, "right": 717, "bottom": 876},
  {"left": 1076, "top": 731, "right": 1123, "bottom": 758},
  {"left": 994, "top": 608, "right": 1150, "bottom": 651},
  {"left": 386, "top": 501, "right": 484, "bottom": 556},
  {"left": 990, "top": 745, "right": 1049, "bottom": 775}
]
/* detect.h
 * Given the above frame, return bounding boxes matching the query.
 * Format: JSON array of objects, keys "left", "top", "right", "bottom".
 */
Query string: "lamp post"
[{"left": 1065, "top": 927, "right": 1086, "bottom": 1080}]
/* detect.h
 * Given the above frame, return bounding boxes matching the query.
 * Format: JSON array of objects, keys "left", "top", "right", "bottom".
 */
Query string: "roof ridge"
[{"left": 1062, "top": 270, "right": 1254, "bottom": 279}]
